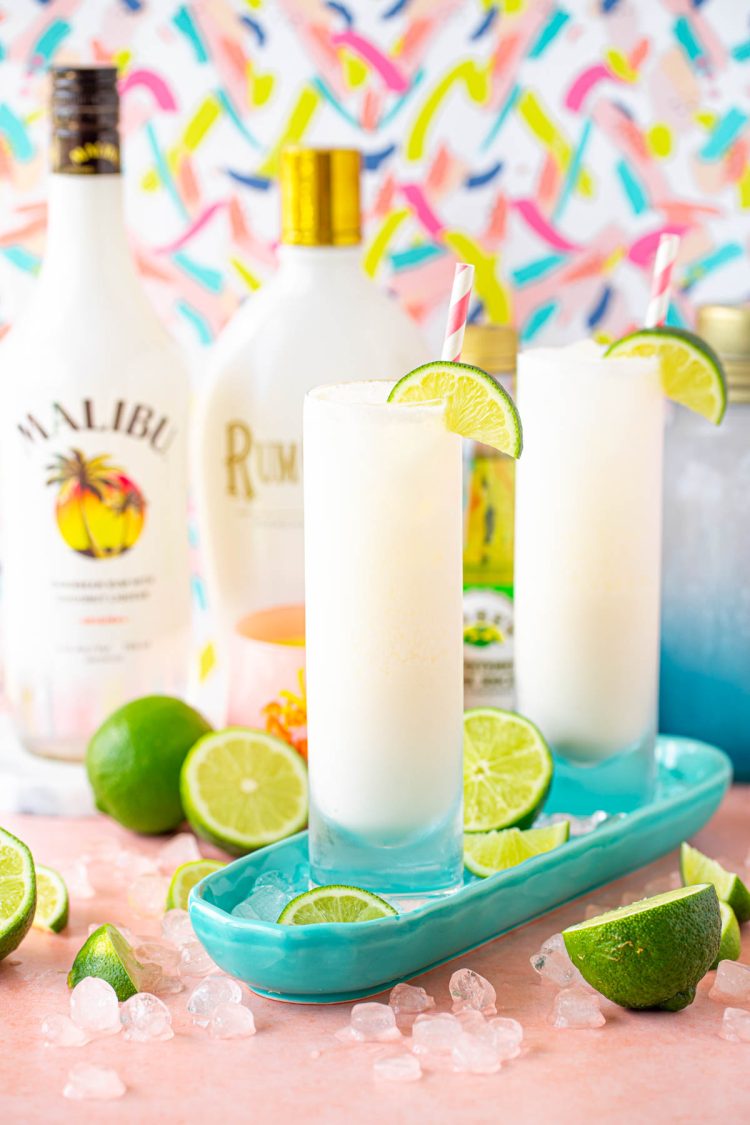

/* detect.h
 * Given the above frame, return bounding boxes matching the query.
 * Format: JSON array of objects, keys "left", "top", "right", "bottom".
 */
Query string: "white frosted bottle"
[
  {"left": 197, "top": 148, "right": 428, "bottom": 635},
  {"left": 0, "top": 67, "right": 191, "bottom": 760}
]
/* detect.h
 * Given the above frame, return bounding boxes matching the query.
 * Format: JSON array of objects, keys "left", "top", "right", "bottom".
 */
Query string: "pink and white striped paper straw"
[
  {"left": 645, "top": 234, "right": 680, "bottom": 328},
  {"left": 441, "top": 262, "right": 475, "bottom": 361}
]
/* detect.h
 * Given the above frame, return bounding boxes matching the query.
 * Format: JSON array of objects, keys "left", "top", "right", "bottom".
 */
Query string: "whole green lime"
[{"left": 86, "top": 696, "right": 212, "bottom": 834}]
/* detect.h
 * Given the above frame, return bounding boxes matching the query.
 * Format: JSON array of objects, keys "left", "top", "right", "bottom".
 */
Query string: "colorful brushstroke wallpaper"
[{"left": 0, "top": 0, "right": 748, "bottom": 353}]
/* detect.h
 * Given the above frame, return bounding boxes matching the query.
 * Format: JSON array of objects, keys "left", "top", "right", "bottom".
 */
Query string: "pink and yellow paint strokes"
[{"left": 0, "top": 0, "right": 748, "bottom": 350}]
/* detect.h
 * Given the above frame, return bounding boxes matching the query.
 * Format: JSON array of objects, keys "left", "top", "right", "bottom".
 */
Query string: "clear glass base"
[
  {"left": 21, "top": 733, "right": 86, "bottom": 763},
  {"left": 309, "top": 800, "right": 464, "bottom": 898},
  {"left": 549, "top": 731, "right": 657, "bottom": 815}
]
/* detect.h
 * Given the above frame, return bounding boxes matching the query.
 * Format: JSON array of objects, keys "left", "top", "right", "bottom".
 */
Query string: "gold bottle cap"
[
  {"left": 461, "top": 324, "right": 518, "bottom": 375},
  {"left": 696, "top": 303, "right": 750, "bottom": 404},
  {"left": 280, "top": 148, "right": 361, "bottom": 247}
]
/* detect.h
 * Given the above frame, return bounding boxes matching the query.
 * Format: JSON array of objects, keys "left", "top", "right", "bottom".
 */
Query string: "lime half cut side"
[
  {"left": 68, "top": 923, "right": 145, "bottom": 1001},
  {"left": 464, "top": 821, "right": 569, "bottom": 878},
  {"left": 166, "top": 859, "right": 226, "bottom": 912},
  {"left": 605, "top": 327, "right": 727, "bottom": 424},
  {"left": 563, "top": 883, "right": 721, "bottom": 1011},
  {"left": 277, "top": 885, "right": 398, "bottom": 926},
  {"left": 0, "top": 826, "right": 36, "bottom": 961},
  {"left": 388, "top": 361, "right": 523, "bottom": 456},
  {"left": 463, "top": 708, "right": 553, "bottom": 832},
  {"left": 181, "top": 729, "right": 308, "bottom": 856},
  {"left": 680, "top": 842, "right": 750, "bottom": 923},
  {"left": 33, "top": 865, "right": 69, "bottom": 933}
]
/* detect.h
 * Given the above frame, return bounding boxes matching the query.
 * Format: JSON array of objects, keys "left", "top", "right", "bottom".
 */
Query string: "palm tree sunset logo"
[{"left": 46, "top": 448, "right": 147, "bottom": 559}]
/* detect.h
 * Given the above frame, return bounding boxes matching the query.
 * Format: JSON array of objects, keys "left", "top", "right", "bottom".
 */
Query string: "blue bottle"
[{"left": 660, "top": 304, "right": 750, "bottom": 779}]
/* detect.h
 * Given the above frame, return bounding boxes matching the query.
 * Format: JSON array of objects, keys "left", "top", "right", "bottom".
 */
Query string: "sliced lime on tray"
[
  {"left": 181, "top": 729, "right": 308, "bottom": 856},
  {"left": 606, "top": 327, "right": 727, "bottom": 424},
  {"left": 33, "top": 865, "right": 69, "bottom": 933},
  {"left": 463, "top": 708, "right": 553, "bottom": 832},
  {"left": 278, "top": 885, "right": 397, "bottom": 926},
  {"left": 388, "top": 360, "right": 523, "bottom": 456},
  {"left": 563, "top": 883, "right": 720, "bottom": 1011},
  {"left": 166, "top": 858, "right": 226, "bottom": 911},
  {"left": 68, "top": 923, "right": 145, "bottom": 1000},
  {"left": 680, "top": 841, "right": 750, "bottom": 923},
  {"left": 464, "top": 821, "right": 569, "bottom": 878},
  {"left": 0, "top": 826, "right": 36, "bottom": 960}
]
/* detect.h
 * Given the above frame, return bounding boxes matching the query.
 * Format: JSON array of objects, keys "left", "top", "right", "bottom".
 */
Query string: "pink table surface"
[{"left": 1, "top": 790, "right": 749, "bottom": 1125}]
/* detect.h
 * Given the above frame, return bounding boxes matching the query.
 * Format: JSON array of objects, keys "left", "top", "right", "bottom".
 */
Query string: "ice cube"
[
  {"left": 254, "top": 870, "right": 294, "bottom": 893},
  {"left": 411, "top": 1013, "right": 463, "bottom": 1053},
  {"left": 388, "top": 982, "right": 435, "bottom": 1025},
  {"left": 584, "top": 903, "right": 612, "bottom": 921},
  {"left": 449, "top": 968, "right": 497, "bottom": 1015},
  {"left": 63, "top": 1063, "right": 126, "bottom": 1101},
  {"left": 350, "top": 1002, "right": 400, "bottom": 1042},
  {"left": 180, "top": 940, "right": 218, "bottom": 977},
  {"left": 41, "top": 1013, "right": 89, "bottom": 1047},
  {"left": 709, "top": 961, "right": 750, "bottom": 1006},
  {"left": 231, "top": 900, "right": 260, "bottom": 920},
  {"left": 550, "top": 986, "right": 606, "bottom": 1029},
  {"left": 69, "top": 978, "right": 120, "bottom": 1035},
  {"left": 720, "top": 1007, "right": 750, "bottom": 1043},
  {"left": 531, "top": 934, "right": 587, "bottom": 989},
  {"left": 86, "top": 846, "right": 154, "bottom": 891},
  {"left": 161, "top": 909, "right": 194, "bottom": 948},
  {"left": 128, "top": 873, "right": 170, "bottom": 919},
  {"left": 120, "top": 993, "right": 173, "bottom": 1042},
  {"left": 240, "top": 885, "right": 289, "bottom": 923},
  {"left": 373, "top": 1054, "right": 422, "bottom": 1082},
  {"left": 209, "top": 1002, "right": 256, "bottom": 1039},
  {"left": 157, "top": 833, "right": 202, "bottom": 874},
  {"left": 135, "top": 941, "right": 181, "bottom": 974},
  {"left": 643, "top": 872, "right": 681, "bottom": 897},
  {"left": 488, "top": 1016, "right": 523, "bottom": 1059},
  {"left": 63, "top": 860, "right": 95, "bottom": 900},
  {"left": 452, "top": 1032, "right": 502, "bottom": 1075},
  {"left": 536, "top": 810, "right": 609, "bottom": 837},
  {"left": 188, "top": 975, "right": 243, "bottom": 1026},
  {"left": 455, "top": 1009, "right": 487, "bottom": 1035}
]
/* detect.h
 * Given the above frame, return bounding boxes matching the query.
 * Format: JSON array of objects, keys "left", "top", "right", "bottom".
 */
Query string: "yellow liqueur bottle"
[{"left": 461, "top": 325, "right": 518, "bottom": 710}]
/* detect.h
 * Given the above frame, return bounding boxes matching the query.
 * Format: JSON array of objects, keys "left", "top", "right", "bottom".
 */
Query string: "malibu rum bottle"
[
  {"left": 0, "top": 67, "right": 191, "bottom": 760},
  {"left": 197, "top": 148, "right": 427, "bottom": 638}
]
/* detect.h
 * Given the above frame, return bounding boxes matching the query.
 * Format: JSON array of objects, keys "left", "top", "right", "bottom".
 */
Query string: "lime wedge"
[
  {"left": 388, "top": 361, "right": 523, "bottom": 456},
  {"left": 0, "top": 826, "right": 36, "bottom": 961},
  {"left": 713, "top": 902, "right": 741, "bottom": 970},
  {"left": 563, "top": 883, "right": 720, "bottom": 1011},
  {"left": 680, "top": 842, "right": 750, "bottom": 923},
  {"left": 68, "top": 923, "right": 145, "bottom": 1000},
  {"left": 463, "top": 708, "right": 553, "bottom": 832},
  {"left": 180, "top": 729, "right": 308, "bottom": 855},
  {"left": 166, "top": 858, "right": 226, "bottom": 911},
  {"left": 605, "top": 327, "right": 727, "bottom": 424},
  {"left": 33, "top": 865, "right": 69, "bottom": 933},
  {"left": 464, "top": 821, "right": 569, "bottom": 878},
  {"left": 277, "top": 885, "right": 397, "bottom": 926}
]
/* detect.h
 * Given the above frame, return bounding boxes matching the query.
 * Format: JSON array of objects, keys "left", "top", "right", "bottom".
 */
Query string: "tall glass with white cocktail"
[
  {"left": 514, "top": 343, "right": 664, "bottom": 805},
  {"left": 304, "top": 382, "right": 464, "bottom": 895}
]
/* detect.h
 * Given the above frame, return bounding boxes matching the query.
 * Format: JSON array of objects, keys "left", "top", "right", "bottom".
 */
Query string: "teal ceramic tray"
[{"left": 189, "top": 736, "right": 731, "bottom": 1004}]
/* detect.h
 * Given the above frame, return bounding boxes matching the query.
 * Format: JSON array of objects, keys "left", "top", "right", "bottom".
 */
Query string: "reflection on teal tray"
[{"left": 189, "top": 736, "right": 731, "bottom": 1005}]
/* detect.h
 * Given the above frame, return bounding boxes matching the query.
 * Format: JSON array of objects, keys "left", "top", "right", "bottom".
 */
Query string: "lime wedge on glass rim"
[
  {"left": 278, "top": 885, "right": 397, "bottom": 926},
  {"left": 605, "top": 327, "right": 727, "bottom": 424},
  {"left": 33, "top": 864, "right": 69, "bottom": 933},
  {"left": 181, "top": 729, "right": 308, "bottom": 856},
  {"left": 387, "top": 361, "right": 523, "bottom": 456},
  {"left": 463, "top": 708, "right": 553, "bottom": 832},
  {"left": 166, "top": 858, "right": 226, "bottom": 912},
  {"left": 464, "top": 821, "right": 569, "bottom": 878}
]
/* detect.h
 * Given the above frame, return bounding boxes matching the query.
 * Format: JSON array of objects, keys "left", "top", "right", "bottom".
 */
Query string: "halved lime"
[
  {"left": 277, "top": 885, "right": 397, "bottom": 926},
  {"left": 181, "top": 729, "right": 308, "bottom": 856},
  {"left": 713, "top": 902, "right": 741, "bottom": 970},
  {"left": 563, "top": 883, "right": 720, "bottom": 1011},
  {"left": 680, "top": 842, "right": 750, "bottom": 923},
  {"left": 388, "top": 361, "right": 523, "bottom": 456},
  {"left": 33, "top": 865, "right": 69, "bottom": 933},
  {"left": 464, "top": 821, "right": 569, "bottom": 878},
  {"left": 0, "top": 827, "right": 36, "bottom": 961},
  {"left": 463, "top": 708, "right": 553, "bottom": 832},
  {"left": 605, "top": 327, "right": 727, "bottom": 424},
  {"left": 166, "top": 858, "right": 226, "bottom": 911},
  {"left": 68, "top": 923, "right": 145, "bottom": 1000}
]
